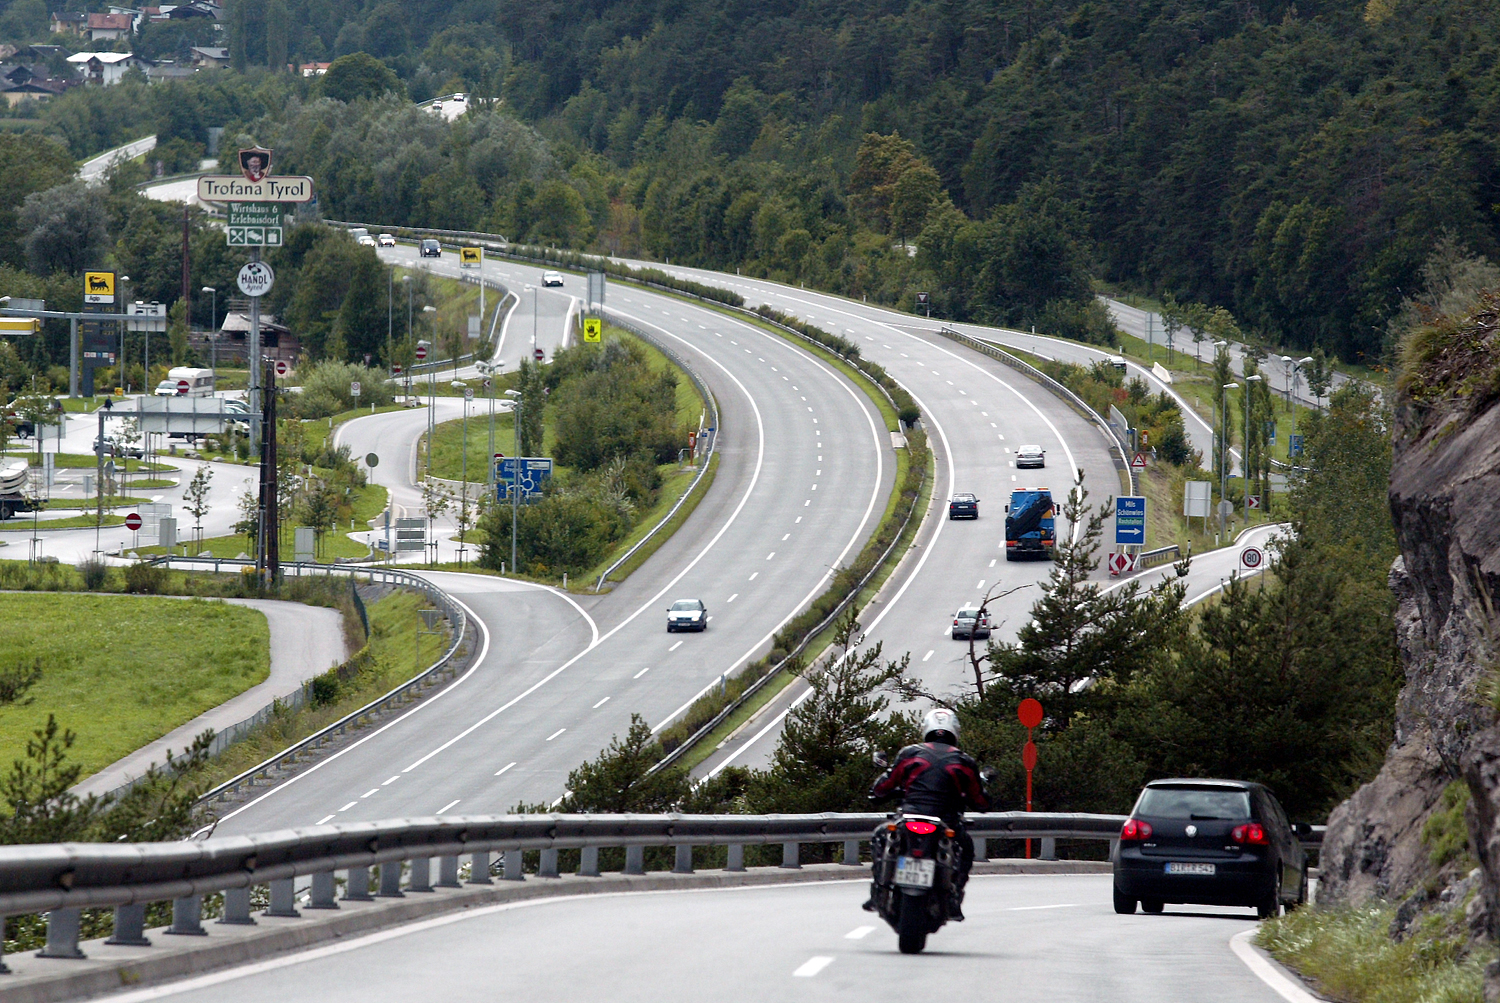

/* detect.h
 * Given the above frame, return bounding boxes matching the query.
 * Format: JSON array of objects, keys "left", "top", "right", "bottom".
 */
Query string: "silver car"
[
  {"left": 542, "top": 271, "right": 564, "bottom": 287},
  {"left": 1016, "top": 444, "right": 1046, "bottom": 468},
  {"left": 667, "top": 598, "right": 707, "bottom": 632},
  {"left": 952, "top": 606, "right": 990, "bottom": 640}
]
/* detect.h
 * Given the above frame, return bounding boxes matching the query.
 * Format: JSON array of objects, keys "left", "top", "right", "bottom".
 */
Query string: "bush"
[
  {"left": 76, "top": 558, "right": 108, "bottom": 591},
  {"left": 291, "top": 361, "right": 395, "bottom": 419},
  {"left": 123, "top": 560, "right": 167, "bottom": 594}
]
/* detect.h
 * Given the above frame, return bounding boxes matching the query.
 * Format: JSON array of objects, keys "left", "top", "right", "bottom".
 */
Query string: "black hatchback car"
[
  {"left": 420, "top": 238, "right": 441, "bottom": 258},
  {"left": 1113, "top": 779, "right": 1308, "bottom": 918},
  {"left": 948, "top": 493, "right": 979, "bottom": 519}
]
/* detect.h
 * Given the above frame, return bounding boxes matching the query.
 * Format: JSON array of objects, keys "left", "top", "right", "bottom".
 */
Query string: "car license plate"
[
  {"left": 893, "top": 856, "right": 936, "bottom": 888},
  {"left": 1165, "top": 862, "right": 1216, "bottom": 876}
]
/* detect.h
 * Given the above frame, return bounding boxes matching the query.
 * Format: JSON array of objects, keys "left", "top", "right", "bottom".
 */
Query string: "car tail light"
[
  {"left": 1120, "top": 819, "right": 1152, "bottom": 841},
  {"left": 905, "top": 820, "right": 938, "bottom": 835},
  {"left": 1232, "top": 823, "right": 1269, "bottom": 845}
]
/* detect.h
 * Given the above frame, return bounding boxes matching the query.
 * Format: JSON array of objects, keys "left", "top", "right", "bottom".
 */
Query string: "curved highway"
[
  {"left": 118, "top": 874, "right": 1287, "bottom": 1003},
  {"left": 212, "top": 251, "right": 892, "bottom": 832}
]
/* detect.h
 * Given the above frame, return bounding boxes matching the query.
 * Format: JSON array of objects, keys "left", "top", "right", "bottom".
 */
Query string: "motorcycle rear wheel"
[{"left": 897, "top": 895, "right": 928, "bottom": 954}]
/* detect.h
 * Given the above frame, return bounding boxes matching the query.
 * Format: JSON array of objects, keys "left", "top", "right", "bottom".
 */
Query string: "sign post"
[{"left": 1017, "top": 698, "right": 1043, "bottom": 859}]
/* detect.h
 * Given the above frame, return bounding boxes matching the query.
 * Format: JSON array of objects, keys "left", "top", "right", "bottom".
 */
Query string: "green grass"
[
  {"left": 1259, "top": 905, "right": 1492, "bottom": 1003},
  {"left": 135, "top": 483, "right": 388, "bottom": 561},
  {"left": 0, "top": 513, "right": 126, "bottom": 531},
  {"left": 3, "top": 453, "right": 175, "bottom": 472},
  {"left": 37, "top": 497, "right": 150, "bottom": 510},
  {"left": 0, "top": 594, "right": 269, "bottom": 778},
  {"left": 587, "top": 453, "right": 717, "bottom": 589}
]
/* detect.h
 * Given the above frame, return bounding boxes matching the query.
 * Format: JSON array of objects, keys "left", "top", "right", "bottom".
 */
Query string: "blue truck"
[{"left": 1005, "top": 487, "right": 1055, "bottom": 561}]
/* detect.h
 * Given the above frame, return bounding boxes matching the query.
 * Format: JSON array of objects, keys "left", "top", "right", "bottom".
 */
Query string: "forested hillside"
[{"left": 7, "top": 0, "right": 1500, "bottom": 361}]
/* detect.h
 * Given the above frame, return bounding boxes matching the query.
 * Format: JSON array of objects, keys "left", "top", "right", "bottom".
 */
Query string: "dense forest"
[{"left": 5, "top": 0, "right": 1500, "bottom": 362}]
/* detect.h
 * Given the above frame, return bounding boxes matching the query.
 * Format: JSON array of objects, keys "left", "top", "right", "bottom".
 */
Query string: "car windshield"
[
  {"left": 1136, "top": 786, "right": 1252, "bottom": 820},
  {"left": 670, "top": 600, "right": 702, "bottom": 611}
]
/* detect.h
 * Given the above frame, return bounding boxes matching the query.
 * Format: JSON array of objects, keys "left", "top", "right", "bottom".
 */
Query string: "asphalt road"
[
  {"left": 211, "top": 252, "right": 892, "bottom": 833},
  {"left": 138, "top": 874, "right": 1285, "bottom": 1003}
]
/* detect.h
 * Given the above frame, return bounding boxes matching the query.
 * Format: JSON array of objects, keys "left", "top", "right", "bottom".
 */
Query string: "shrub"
[
  {"left": 76, "top": 558, "right": 108, "bottom": 591},
  {"left": 291, "top": 361, "right": 395, "bottom": 418},
  {"left": 123, "top": 560, "right": 167, "bottom": 594}
]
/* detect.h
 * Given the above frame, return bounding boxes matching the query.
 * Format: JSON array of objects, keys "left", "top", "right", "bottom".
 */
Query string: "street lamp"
[
  {"left": 525, "top": 284, "right": 537, "bottom": 360},
  {"left": 402, "top": 274, "right": 413, "bottom": 346},
  {"left": 201, "top": 286, "right": 216, "bottom": 371},
  {"left": 118, "top": 275, "right": 130, "bottom": 393},
  {"left": 1220, "top": 382, "right": 1238, "bottom": 539},
  {"left": 1244, "top": 374, "right": 1262, "bottom": 523},
  {"left": 504, "top": 387, "right": 522, "bottom": 574}
]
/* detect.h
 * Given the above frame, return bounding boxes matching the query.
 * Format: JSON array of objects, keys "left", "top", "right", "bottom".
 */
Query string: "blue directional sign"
[
  {"left": 495, "top": 457, "right": 552, "bottom": 501},
  {"left": 1288, "top": 434, "right": 1304, "bottom": 458},
  {"left": 1115, "top": 495, "right": 1146, "bottom": 546}
]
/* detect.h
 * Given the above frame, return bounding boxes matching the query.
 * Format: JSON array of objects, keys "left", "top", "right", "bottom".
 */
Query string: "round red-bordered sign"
[
  {"left": 415, "top": 345, "right": 428, "bottom": 361},
  {"left": 274, "top": 360, "right": 289, "bottom": 376},
  {"left": 1241, "top": 546, "right": 1264, "bottom": 570},
  {"left": 125, "top": 513, "right": 142, "bottom": 531},
  {"left": 176, "top": 379, "right": 190, "bottom": 394}
]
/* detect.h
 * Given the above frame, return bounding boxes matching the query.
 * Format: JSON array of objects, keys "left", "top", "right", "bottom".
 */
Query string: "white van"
[{"left": 154, "top": 367, "right": 215, "bottom": 397}]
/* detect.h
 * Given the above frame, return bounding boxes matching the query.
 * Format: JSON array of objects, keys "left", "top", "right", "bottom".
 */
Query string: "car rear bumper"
[{"left": 1114, "top": 852, "right": 1271, "bottom": 905}]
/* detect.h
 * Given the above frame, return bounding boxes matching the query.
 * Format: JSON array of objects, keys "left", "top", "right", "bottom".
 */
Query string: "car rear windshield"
[
  {"left": 956, "top": 608, "right": 981, "bottom": 618},
  {"left": 670, "top": 600, "right": 701, "bottom": 611},
  {"left": 1136, "top": 786, "right": 1251, "bottom": 820}
]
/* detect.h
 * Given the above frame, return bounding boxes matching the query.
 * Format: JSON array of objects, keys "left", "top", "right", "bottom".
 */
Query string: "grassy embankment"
[{"left": 0, "top": 593, "right": 268, "bottom": 778}]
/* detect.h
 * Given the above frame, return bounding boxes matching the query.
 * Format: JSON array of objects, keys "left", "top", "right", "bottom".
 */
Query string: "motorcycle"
[{"left": 867, "top": 750, "right": 996, "bottom": 954}]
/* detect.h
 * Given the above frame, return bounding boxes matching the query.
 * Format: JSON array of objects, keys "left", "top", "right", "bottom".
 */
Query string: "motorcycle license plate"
[
  {"left": 1165, "top": 862, "right": 1216, "bottom": 876},
  {"left": 893, "top": 856, "right": 936, "bottom": 888}
]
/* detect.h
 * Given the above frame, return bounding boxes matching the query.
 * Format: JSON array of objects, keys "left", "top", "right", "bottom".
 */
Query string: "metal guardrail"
[
  {"left": 594, "top": 312, "right": 721, "bottom": 591},
  {"left": 937, "top": 327, "right": 1135, "bottom": 494},
  {"left": 1137, "top": 544, "right": 1181, "bottom": 570},
  {"left": 142, "top": 558, "right": 471, "bottom": 805}
]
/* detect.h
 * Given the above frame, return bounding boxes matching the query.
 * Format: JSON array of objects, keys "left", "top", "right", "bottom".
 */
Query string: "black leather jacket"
[{"left": 869, "top": 742, "right": 990, "bottom": 821}]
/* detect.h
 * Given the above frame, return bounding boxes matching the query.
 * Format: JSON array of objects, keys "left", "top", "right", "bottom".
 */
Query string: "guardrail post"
[
  {"left": 107, "top": 903, "right": 152, "bottom": 944},
  {"left": 726, "top": 844, "right": 745, "bottom": 872},
  {"left": 842, "top": 840, "right": 862, "bottom": 865},
  {"left": 473, "top": 850, "right": 496, "bottom": 884},
  {"left": 781, "top": 842, "right": 801, "bottom": 869},
  {"left": 308, "top": 872, "right": 338, "bottom": 909},
  {"left": 343, "top": 866, "right": 373, "bottom": 901},
  {"left": 625, "top": 845, "right": 644, "bottom": 875},
  {"left": 538, "top": 849, "right": 559, "bottom": 878},
  {"left": 578, "top": 846, "right": 600, "bottom": 877},
  {"left": 36, "top": 907, "right": 84, "bottom": 958},
  {"left": 378, "top": 861, "right": 405, "bottom": 897},
  {"left": 266, "top": 878, "right": 300, "bottom": 917},
  {"left": 673, "top": 845, "right": 693, "bottom": 874},
  {"left": 437, "top": 855, "right": 461, "bottom": 887},
  {"left": 1040, "top": 837, "right": 1057, "bottom": 861},
  {"left": 219, "top": 887, "right": 255, "bottom": 925},
  {"left": 167, "top": 895, "right": 206, "bottom": 936},
  {"left": 974, "top": 837, "right": 988, "bottom": 862},
  {"left": 408, "top": 856, "right": 433, "bottom": 892}
]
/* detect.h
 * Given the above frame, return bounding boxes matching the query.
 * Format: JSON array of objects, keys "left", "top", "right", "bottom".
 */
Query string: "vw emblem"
[{"left": 1185, "top": 824, "right": 1198, "bottom": 838}]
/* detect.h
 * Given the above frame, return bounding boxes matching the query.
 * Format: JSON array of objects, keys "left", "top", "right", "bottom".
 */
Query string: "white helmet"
[{"left": 922, "top": 708, "right": 960, "bottom": 745}]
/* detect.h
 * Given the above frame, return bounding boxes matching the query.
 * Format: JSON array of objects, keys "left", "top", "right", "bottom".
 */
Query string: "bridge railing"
[{"left": 0, "top": 811, "right": 1127, "bottom": 960}]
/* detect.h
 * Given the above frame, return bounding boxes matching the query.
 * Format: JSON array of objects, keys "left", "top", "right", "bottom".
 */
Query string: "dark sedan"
[
  {"left": 420, "top": 239, "right": 442, "bottom": 258},
  {"left": 948, "top": 493, "right": 979, "bottom": 519},
  {"left": 1113, "top": 778, "right": 1308, "bottom": 918}
]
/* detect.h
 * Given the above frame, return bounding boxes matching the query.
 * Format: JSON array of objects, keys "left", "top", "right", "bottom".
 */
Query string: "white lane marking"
[
  {"left": 546, "top": 728, "right": 566, "bottom": 741},
  {"left": 748, "top": 572, "right": 758, "bottom": 580},
  {"left": 1007, "top": 903, "right": 1078, "bottom": 911},
  {"left": 812, "top": 484, "right": 818, "bottom": 491},
  {"left": 316, "top": 814, "right": 335, "bottom": 825},
  {"left": 382, "top": 776, "right": 399, "bottom": 785},
  {"left": 845, "top": 926, "right": 876, "bottom": 939},
  {"left": 989, "top": 559, "right": 996, "bottom": 567},
  {"left": 634, "top": 667, "right": 651, "bottom": 679},
  {"left": 922, "top": 650, "right": 934, "bottom": 662},
  {"left": 794, "top": 517, "right": 801, "bottom": 524},
  {"left": 727, "top": 593, "right": 739, "bottom": 602},
  {"left": 361, "top": 788, "right": 379, "bottom": 798},
  {"left": 1230, "top": 929, "right": 1322, "bottom": 1003},
  {"left": 495, "top": 762, "right": 516, "bottom": 776},
  {"left": 338, "top": 802, "right": 357, "bottom": 812},
  {"left": 794, "top": 957, "right": 834, "bottom": 978},
  {"left": 592, "top": 696, "right": 610, "bottom": 708},
  {"left": 976, "top": 580, "right": 985, "bottom": 589},
  {"left": 709, "top": 687, "right": 814, "bottom": 776},
  {"left": 782, "top": 534, "right": 790, "bottom": 541},
  {"left": 436, "top": 799, "right": 461, "bottom": 814},
  {"left": 766, "top": 552, "right": 776, "bottom": 560},
  {"left": 669, "top": 640, "right": 683, "bottom": 651}
]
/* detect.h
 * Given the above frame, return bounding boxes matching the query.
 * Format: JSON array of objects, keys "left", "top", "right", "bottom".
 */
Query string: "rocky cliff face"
[{"left": 1320, "top": 297, "right": 1500, "bottom": 987}]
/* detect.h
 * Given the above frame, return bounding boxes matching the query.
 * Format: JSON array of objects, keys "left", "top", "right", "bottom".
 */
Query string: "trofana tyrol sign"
[{"left": 198, "top": 175, "right": 314, "bottom": 203}]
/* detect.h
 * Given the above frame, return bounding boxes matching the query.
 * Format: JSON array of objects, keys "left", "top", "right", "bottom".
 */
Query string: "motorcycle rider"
[{"left": 865, "top": 708, "right": 990, "bottom": 921}]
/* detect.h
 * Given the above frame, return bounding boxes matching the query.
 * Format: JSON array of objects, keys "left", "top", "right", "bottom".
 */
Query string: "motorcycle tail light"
[
  {"left": 905, "top": 820, "right": 938, "bottom": 835},
  {"left": 1120, "top": 819, "right": 1153, "bottom": 841}
]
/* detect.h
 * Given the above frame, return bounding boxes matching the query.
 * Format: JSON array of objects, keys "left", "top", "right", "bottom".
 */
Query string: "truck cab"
[{"left": 1005, "top": 488, "right": 1055, "bottom": 561}]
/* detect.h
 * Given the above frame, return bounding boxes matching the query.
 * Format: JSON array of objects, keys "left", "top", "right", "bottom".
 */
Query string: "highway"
[
  {"left": 211, "top": 249, "right": 893, "bottom": 833},
  {"left": 121, "top": 874, "right": 1287, "bottom": 1002}
]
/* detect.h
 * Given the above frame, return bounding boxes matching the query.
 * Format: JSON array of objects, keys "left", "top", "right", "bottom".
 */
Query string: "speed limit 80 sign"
[{"left": 1240, "top": 546, "right": 1264, "bottom": 570}]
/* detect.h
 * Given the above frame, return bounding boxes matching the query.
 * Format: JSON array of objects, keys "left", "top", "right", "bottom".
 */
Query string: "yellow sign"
[
  {"left": 460, "top": 246, "right": 482, "bottom": 267},
  {"left": 583, "top": 317, "right": 602, "bottom": 343},
  {"left": 83, "top": 270, "right": 115, "bottom": 303},
  {"left": 0, "top": 318, "right": 40, "bottom": 334}
]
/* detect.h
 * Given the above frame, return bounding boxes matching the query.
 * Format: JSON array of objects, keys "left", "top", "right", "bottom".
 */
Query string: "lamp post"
[
  {"left": 454, "top": 379, "right": 468, "bottom": 565},
  {"left": 420, "top": 308, "right": 436, "bottom": 479},
  {"left": 526, "top": 284, "right": 537, "bottom": 359},
  {"left": 201, "top": 286, "right": 216, "bottom": 371},
  {"left": 1221, "top": 381, "right": 1237, "bottom": 539},
  {"left": 1244, "top": 374, "right": 1262, "bottom": 523},
  {"left": 118, "top": 275, "right": 130, "bottom": 393},
  {"left": 387, "top": 268, "right": 394, "bottom": 368},
  {"left": 504, "top": 387, "right": 521, "bottom": 574}
]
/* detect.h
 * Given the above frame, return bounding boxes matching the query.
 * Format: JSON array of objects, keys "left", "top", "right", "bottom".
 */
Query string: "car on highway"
[
  {"left": 420, "top": 239, "right": 442, "bottom": 258},
  {"left": 951, "top": 605, "right": 990, "bottom": 640},
  {"left": 357, "top": 233, "right": 376, "bottom": 247},
  {"left": 378, "top": 233, "right": 396, "bottom": 247},
  {"left": 1015, "top": 444, "right": 1046, "bottom": 468},
  {"left": 666, "top": 598, "right": 707, "bottom": 632},
  {"left": 542, "top": 270, "right": 564, "bottom": 287},
  {"left": 1113, "top": 778, "right": 1309, "bottom": 918},
  {"left": 948, "top": 492, "right": 979, "bottom": 519}
]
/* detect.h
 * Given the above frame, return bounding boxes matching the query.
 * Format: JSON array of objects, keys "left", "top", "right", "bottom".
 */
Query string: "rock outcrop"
[{"left": 1320, "top": 297, "right": 1500, "bottom": 993}]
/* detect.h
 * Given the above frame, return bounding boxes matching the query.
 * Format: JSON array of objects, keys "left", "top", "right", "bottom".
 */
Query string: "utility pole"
[
  {"left": 257, "top": 355, "right": 279, "bottom": 586},
  {"left": 1220, "top": 381, "right": 1237, "bottom": 539},
  {"left": 248, "top": 246, "right": 261, "bottom": 451},
  {"left": 1244, "top": 374, "right": 1261, "bottom": 524}
]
